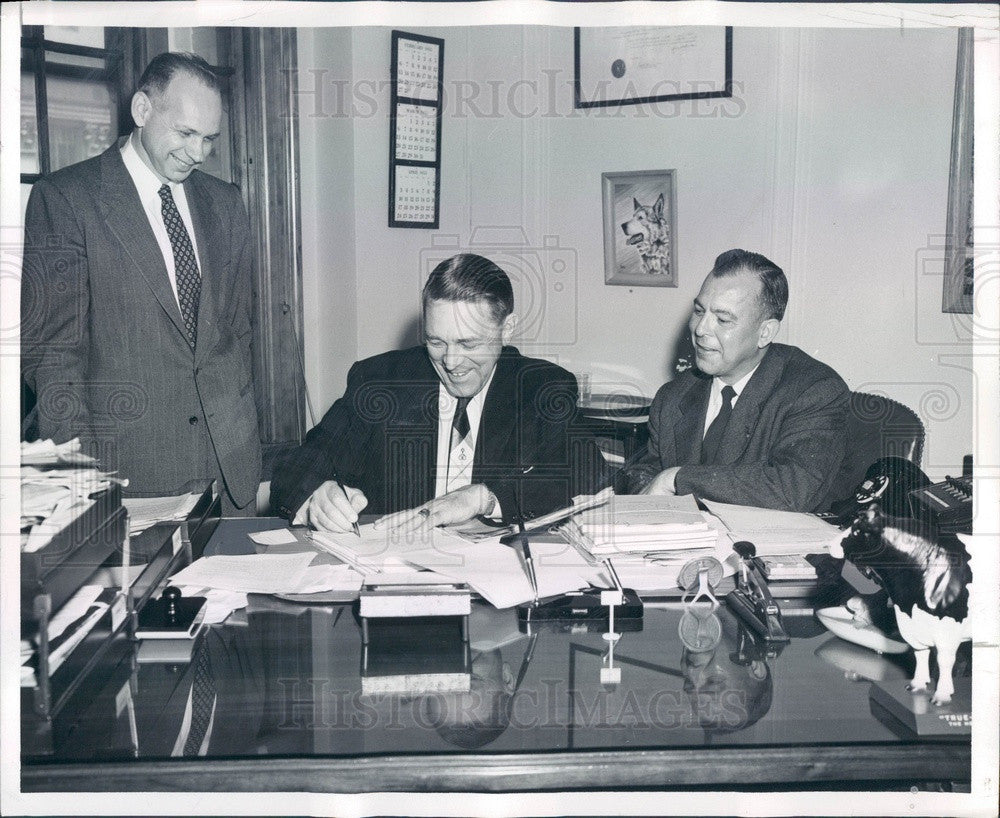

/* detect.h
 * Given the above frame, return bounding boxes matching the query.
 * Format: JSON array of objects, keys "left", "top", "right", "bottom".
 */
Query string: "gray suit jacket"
[
  {"left": 626, "top": 343, "right": 849, "bottom": 512},
  {"left": 22, "top": 141, "right": 261, "bottom": 508}
]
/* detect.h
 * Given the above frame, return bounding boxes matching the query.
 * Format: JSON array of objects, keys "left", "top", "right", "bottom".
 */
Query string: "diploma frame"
[
  {"left": 389, "top": 30, "right": 444, "bottom": 229},
  {"left": 574, "top": 27, "right": 732, "bottom": 108}
]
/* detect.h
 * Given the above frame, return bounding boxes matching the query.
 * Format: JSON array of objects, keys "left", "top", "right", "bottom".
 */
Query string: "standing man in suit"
[
  {"left": 625, "top": 249, "right": 848, "bottom": 512},
  {"left": 22, "top": 53, "right": 261, "bottom": 514},
  {"left": 271, "top": 253, "right": 607, "bottom": 532}
]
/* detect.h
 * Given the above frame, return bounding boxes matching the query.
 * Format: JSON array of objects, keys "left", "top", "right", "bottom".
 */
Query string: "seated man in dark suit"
[
  {"left": 625, "top": 249, "right": 848, "bottom": 512},
  {"left": 271, "top": 253, "right": 606, "bottom": 532}
]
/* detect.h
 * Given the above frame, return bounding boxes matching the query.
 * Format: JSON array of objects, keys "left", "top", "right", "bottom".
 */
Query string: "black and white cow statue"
[{"left": 829, "top": 504, "right": 973, "bottom": 705}]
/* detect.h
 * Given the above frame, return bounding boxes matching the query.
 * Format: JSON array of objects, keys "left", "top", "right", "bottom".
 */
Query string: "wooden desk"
[{"left": 21, "top": 519, "right": 971, "bottom": 794}]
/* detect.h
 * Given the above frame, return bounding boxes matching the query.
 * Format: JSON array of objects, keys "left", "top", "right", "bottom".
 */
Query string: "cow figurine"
[{"left": 829, "top": 504, "right": 973, "bottom": 705}]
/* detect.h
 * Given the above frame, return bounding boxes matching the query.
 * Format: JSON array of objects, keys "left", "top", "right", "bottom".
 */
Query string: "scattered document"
[
  {"left": 123, "top": 492, "right": 202, "bottom": 535},
  {"left": 20, "top": 439, "right": 126, "bottom": 552},
  {"left": 398, "top": 536, "right": 597, "bottom": 609},
  {"left": 454, "top": 486, "right": 616, "bottom": 541},
  {"left": 168, "top": 552, "right": 317, "bottom": 593},
  {"left": 702, "top": 498, "right": 841, "bottom": 556},
  {"left": 21, "top": 495, "right": 95, "bottom": 554},
  {"left": 168, "top": 586, "right": 249, "bottom": 625},
  {"left": 248, "top": 528, "right": 300, "bottom": 546},
  {"left": 308, "top": 524, "right": 466, "bottom": 572},
  {"left": 20, "top": 437, "right": 97, "bottom": 467}
]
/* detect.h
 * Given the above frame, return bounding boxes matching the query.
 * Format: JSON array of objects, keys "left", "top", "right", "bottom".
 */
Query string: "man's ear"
[
  {"left": 501, "top": 313, "right": 517, "bottom": 345},
  {"left": 757, "top": 317, "right": 780, "bottom": 348},
  {"left": 131, "top": 91, "right": 152, "bottom": 128}
]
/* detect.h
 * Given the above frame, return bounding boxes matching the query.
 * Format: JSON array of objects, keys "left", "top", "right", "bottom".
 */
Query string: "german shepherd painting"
[{"left": 621, "top": 193, "right": 671, "bottom": 276}]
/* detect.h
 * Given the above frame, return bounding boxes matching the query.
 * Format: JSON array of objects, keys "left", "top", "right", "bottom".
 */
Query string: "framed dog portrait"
[{"left": 602, "top": 169, "right": 677, "bottom": 287}]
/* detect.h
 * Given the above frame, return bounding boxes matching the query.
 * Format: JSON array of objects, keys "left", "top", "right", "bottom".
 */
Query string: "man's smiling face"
[
  {"left": 423, "top": 298, "right": 515, "bottom": 398},
  {"left": 689, "top": 269, "right": 776, "bottom": 384},
  {"left": 132, "top": 70, "right": 222, "bottom": 183}
]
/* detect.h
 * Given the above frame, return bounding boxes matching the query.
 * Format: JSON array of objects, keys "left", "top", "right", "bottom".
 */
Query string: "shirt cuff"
[{"left": 292, "top": 496, "right": 310, "bottom": 526}]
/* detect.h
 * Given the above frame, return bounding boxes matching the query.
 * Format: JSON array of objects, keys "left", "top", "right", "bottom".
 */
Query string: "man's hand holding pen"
[
  {"left": 373, "top": 484, "right": 499, "bottom": 532},
  {"left": 299, "top": 479, "right": 368, "bottom": 534}
]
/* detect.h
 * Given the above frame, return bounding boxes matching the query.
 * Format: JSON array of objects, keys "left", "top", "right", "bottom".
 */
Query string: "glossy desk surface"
[{"left": 22, "top": 519, "right": 971, "bottom": 793}]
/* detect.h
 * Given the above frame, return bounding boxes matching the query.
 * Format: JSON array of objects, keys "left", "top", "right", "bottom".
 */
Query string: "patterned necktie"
[
  {"left": 701, "top": 385, "right": 736, "bottom": 465},
  {"left": 183, "top": 640, "right": 216, "bottom": 756},
  {"left": 158, "top": 183, "right": 201, "bottom": 347},
  {"left": 451, "top": 397, "right": 471, "bottom": 452}
]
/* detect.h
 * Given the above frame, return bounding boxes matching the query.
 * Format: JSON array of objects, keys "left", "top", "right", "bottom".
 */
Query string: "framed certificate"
[
  {"left": 574, "top": 27, "right": 732, "bottom": 108},
  {"left": 389, "top": 30, "right": 443, "bottom": 228}
]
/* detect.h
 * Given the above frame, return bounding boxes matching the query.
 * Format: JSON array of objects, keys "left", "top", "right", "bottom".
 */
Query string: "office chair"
[{"left": 829, "top": 391, "right": 926, "bottom": 506}]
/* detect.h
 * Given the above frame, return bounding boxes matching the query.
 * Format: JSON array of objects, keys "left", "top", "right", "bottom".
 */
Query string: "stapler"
[{"left": 725, "top": 541, "right": 790, "bottom": 643}]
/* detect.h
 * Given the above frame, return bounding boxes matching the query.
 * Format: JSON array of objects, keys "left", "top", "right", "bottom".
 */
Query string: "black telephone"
[
  {"left": 909, "top": 474, "right": 974, "bottom": 534},
  {"left": 828, "top": 456, "right": 973, "bottom": 534},
  {"left": 829, "top": 456, "right": 931, "bottom": 520}
]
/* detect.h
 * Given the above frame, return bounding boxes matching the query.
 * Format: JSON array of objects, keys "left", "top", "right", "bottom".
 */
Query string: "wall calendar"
[{"left": 389, "top": 31, "right": 443, "bottom": 228}]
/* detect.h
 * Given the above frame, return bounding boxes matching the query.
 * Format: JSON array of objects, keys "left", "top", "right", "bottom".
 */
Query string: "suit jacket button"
[{"left": 189, "top": 416, "right": 199, "bottom": 425}]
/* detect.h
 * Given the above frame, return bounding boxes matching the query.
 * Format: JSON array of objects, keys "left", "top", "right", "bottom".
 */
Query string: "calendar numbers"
[
  {"left": 397, "top": 38, "right": 439, "bottom": 102},
  {"left": 394, "top": 103, "right": 437, "bottom": 163},
  {"left": 391, "top": 32, "right": 443, "bottom": 228},
  {"left": 394, "top": 166, "right": 437, "bottom": 224}
]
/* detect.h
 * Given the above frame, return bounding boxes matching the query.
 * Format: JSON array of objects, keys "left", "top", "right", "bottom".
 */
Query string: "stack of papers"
[
  {"left": 123, "top": 492, "right": 202, "bottom": 535},
  {"left": 561, "top": 495, "right": 736, "bottom": 593},
  {"left": 701, "top": 499, "right": 841, "bottom": 556},
  {"left": 20, "top": 439, "right": 126, "bottom": 553},
  {"left": 575, "top": 496, "right": 719, "bottom": 555}
]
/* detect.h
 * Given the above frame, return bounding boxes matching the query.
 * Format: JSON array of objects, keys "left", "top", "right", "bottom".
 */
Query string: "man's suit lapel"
[
  {"left": 474, "top": 350, "right": 518, "bottom": 478},
  {"left": 184, "top": 173, "right": 223, "bottom": 362},
  {"left": 715, "top": 345, "right": 784, "bottom": 464},
  {"left": 98, "top": 145, "right": 188, "bottom": 340},
  {"left": 675, "top": 376, "right": 711, "bottom": 464},
  {"left": 387, "top": 351, "right": 440, "bottom": 504}
]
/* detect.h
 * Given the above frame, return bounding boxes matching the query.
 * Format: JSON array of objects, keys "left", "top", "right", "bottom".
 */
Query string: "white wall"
[
  {"left": 297, "top": 27, "right": 358, "bottom": 428},
  {"left": 297, "top": 25, "right": 969, "bottom": 479}
]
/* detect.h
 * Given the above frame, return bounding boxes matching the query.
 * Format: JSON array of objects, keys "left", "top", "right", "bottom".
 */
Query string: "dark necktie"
[
  {"left": 701, "top": 385, "right": 736, "bottom": 465},
  {"left": 183, "top": 640, "right": 216, "bottom": 756},
  {"left": 451, "top": 397, "right": 471, "bottom": 452},
  {"left": 158, "top": 184, "right": 201, "bottom": 347}
]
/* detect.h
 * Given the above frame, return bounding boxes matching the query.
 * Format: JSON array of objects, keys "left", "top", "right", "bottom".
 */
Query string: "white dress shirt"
[
  {"left": 434, "top": 365, "right": 497, "bottom": 498},
  {"left": 702, "top": 364, "right": 760, "bottom": 437},
  {"left": 294, "top": 365, "right": 501, "bottom": 525},
  {"left": 120, "top": 134, "right": 203, "bottom": 311}
]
